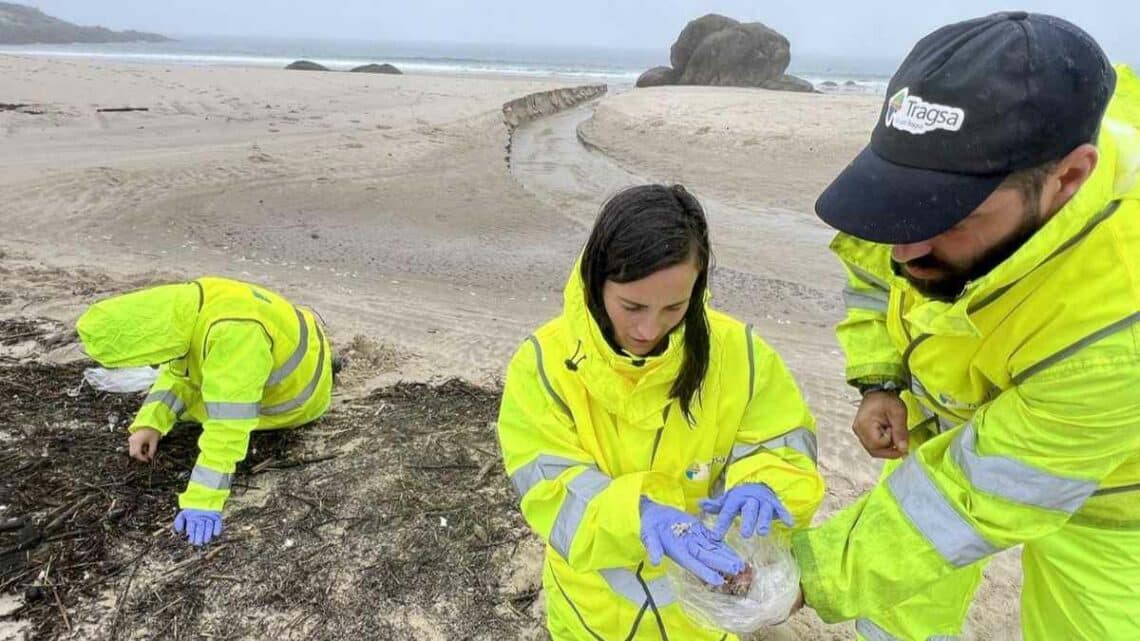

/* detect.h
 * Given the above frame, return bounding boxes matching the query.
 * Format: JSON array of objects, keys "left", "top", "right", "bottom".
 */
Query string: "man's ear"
[{"left": 1042, "top": 144, "right": 1099, "bottom": 219}]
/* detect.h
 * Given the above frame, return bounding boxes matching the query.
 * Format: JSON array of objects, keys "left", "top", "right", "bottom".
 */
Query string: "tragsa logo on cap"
[{"left": 884, "top": 87, "right": 966, "bottom": 135}]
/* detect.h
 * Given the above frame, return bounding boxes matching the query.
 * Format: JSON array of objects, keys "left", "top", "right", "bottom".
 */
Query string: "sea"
[{"left": 0, "top": 35, "right": 896, "bottom": 94}]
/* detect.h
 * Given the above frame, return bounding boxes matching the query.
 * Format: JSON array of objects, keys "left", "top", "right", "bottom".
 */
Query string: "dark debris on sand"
[
  {"left": 1, "top": 317, "right": 536, "bottom": 641},
  {"left": 1, "top": 318, "right": 302, "bottom": 639}
]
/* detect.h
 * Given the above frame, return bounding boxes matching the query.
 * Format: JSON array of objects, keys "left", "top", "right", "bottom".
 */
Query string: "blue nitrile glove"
[
  {"left": 700, "top": 483, "right": 794, "bottom": 539},
  {"left": 639, "top": 497, "right": 745, "bottom": 586},
  {"left": 173, "top": 509, "right": 223, "bottom": 547}
]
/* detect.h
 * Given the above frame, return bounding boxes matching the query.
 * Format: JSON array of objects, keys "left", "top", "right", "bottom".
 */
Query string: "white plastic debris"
[
  {"left": 665, "top": 517, "right": 801, "bottom": 634},
  {"left": 83, "top": 366, "right": 159, "bottom": 393}
]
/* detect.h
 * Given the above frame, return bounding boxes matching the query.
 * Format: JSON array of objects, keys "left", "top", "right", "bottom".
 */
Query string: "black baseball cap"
[{"left": 815, "top": 12, "right": 1116, "bottom": 244}]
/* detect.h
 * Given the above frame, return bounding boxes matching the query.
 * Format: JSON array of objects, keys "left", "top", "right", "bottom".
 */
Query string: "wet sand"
[{"left": 0, "top": 55, "right": 1022, "bottom": 640}]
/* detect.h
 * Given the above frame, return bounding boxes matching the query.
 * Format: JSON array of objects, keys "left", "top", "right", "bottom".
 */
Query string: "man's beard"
[{"left": 898, "top": 207, "right": 1043, "bottom": 302}]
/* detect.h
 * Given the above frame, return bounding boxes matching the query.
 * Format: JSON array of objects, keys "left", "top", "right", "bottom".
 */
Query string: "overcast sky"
[{"left": 25, "top": 1, "right": 1138, "bottom": 62}]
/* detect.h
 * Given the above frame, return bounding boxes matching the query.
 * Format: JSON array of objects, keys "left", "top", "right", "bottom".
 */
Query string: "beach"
[{"left": 0, "top": 55, "right": 1022, "bottom": 640}]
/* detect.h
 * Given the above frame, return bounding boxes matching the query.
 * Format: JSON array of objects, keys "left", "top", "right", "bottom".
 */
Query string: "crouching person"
[
  {"left": 497, "top": 185, "right": 825, "bottom": 640},
  {"left": 77, "top": 277, "right": 335, "bottom": 546}
]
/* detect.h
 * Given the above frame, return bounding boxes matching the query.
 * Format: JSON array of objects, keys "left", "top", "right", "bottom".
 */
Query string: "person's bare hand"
[
  {"left": 128, "top": 427, "right": 161, "bottom": 463},
  {"left": 852, "top": 391, "right": 908, "bottom": 459}
]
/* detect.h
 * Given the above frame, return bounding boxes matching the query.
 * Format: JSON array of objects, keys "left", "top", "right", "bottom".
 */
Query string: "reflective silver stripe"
[
  {"left": 265, "top": 307, "right": 309, "bottom": 386},
  {"left": 731, "top": 442, "right": 764, "bottom": 462},
  {"left": 731, "top": 427, "right": 818, "bottom": 464},
  {"left": 1012, "top": 312, "right": 1140, "bottom": 385},
  {"left": 856, "top": 618, "right": 959, "bottom": 641},
  {"left": 950, "top": 423, "right": 1097, "bottom": 513},
  {"left": 190, "top": 465, "right": 233, "bottom": 490},
  {"left": 644, "top": 575, "right": 675, "bottom": 608},
  {"left": 847, "top": 262, "right": 891, "bottom": 292},
  {"left": 765, "top": 427, "right": 818, "bottom": 463},
  {"left": 510, "top": 454, "right": 589, "bottom": 497},
  {"left": 599, "top": 568, "right": 677, "bottom": 608},
  {"left": 143, "top": 389, "right": 185, "bottom": 417},
  {"left": 525, "top": 335, "right": 572, "bottom": 419},
  {"left": 911, "top": 376, "right": 928, "bottom": 399},
  {"left": 856, "top": 619, "right": 898, "bottom": 641},
  {"left": 206, "top": 401, "right": 260, "bottom": 420},
  {"left": 843, "top": 286, "right": 889, "bottom": 313},
  {"left": 549, "top": 468, "right": 611, "bottom": 559},
  {"left": 918, "top": 403, "right": 954, "bottom": 434},
  {"left": 262, "top": 322, "right": 327, "bottom": 416},
  {"left": 887, "top": 455, "right": 1000, "bottom": 567}
]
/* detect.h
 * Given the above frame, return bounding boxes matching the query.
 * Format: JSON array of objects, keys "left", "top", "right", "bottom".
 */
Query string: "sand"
[{"left": 0, "top": 55, "right": 1021, "bottom": 640}]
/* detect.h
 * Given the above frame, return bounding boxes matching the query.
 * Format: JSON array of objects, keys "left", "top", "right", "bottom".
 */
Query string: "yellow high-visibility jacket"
[
  {"left": 794, "top": 65, "right": 1140, "bottom": 622},
  {"left": 497, "top": 262, "right": 824, "bottom": 641},
  {"left": 77, "top": 277, "right": 332, "bottom": 511}
]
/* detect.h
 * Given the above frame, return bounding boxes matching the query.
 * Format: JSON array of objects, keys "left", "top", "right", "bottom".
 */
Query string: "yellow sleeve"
[
  {"left": 831, "top": 234, "right": 905, "bottom": 387},
  {"left": 724, "top": 331, "right": 825, "bottom": 530},
  {"left": 178, "top": 321, "right": 273, "bottom": 512},
  {"left": 497, "top": 337, "right": 685, "bottom": 572},
  {"left": 129, "top": 364, "right": 195, "bottom": 436},
  {"left": 794, "top": 329, "right": 1140, "bottom": 622}
]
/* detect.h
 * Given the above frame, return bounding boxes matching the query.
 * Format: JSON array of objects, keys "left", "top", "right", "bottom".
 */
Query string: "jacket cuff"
[
  {"left": 791, "top": 528, "right": 843, "bottom": 623},
  {"left": 179, "top": 483, "right": 229, "bottom": 512},
  {"left": 846, "top": 366, "right": 907, "bottom": 390},
  {"left": 129, "top": 414, "right": 174, "bottom": 436}
]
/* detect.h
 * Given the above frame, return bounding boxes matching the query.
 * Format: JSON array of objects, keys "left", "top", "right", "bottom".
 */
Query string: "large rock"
[
  {"left": 670, "top": 13, "right": 740, "bottom": 71},
  {"left": 351, "top": 63, "right": 402, "bottom": 74},
  {"left": 762, "top": 74, "right": 817, "bottom": 93},
  {"left": 286, "top": 60, "right": 329, "bottom": 71},
  {"left": 678, "top": 22, "right": 791, "bottom": 87},
  {"left": 636, "top": 66, "right": 678, "bottom": 88}
]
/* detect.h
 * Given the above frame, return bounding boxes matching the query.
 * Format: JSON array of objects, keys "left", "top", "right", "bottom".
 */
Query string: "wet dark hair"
[{"left": 580, "top": 184, "right": 712, "bottom": 422}]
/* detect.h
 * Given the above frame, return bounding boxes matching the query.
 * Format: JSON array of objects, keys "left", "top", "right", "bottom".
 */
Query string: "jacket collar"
[
  {"left": 561, "top": 257, "right": 684, "bottom": 426},
  {"left": 863, "top": 65, "right": 1140, "bottom": 337}
]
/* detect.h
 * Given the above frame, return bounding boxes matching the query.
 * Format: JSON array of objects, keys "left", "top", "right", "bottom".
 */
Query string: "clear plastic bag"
[
  {"left": 83, "top": 366, "right": 159, "bottom": 393},
  {"left": 665, "top": 517, "right": 801, "bottom": 635}
]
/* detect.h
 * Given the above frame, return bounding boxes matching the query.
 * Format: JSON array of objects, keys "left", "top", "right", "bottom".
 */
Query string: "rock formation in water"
[
  {"left": 285, "top": 60, "right": 330, "bottom": 72},
  {"left": 350, "top": 63, "right": 402, "bottom": 74},
  {"left": 637, "top": 13, "right": 815, "bottom": 93},
  {"left": 636, "top": 66, "right": 677, "bottom": 88}
]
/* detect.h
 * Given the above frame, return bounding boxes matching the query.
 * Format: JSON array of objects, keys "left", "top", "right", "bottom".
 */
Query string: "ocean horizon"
[{"left": 0, "top": 34, "right": 897, "bottom": 93}]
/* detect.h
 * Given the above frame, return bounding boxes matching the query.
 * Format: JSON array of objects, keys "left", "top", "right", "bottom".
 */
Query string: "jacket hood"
[{"left": 77, "top": 282, "right": 201, "bottom": 367}]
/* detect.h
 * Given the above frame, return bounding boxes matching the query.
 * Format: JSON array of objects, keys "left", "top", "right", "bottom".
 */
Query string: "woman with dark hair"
[{"left": 497, "top": 185, "right": 824, "bottom": 640}]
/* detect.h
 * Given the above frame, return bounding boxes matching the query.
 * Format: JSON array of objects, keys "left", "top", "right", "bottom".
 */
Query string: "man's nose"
[{"left": 892, "top": 241, "right": 934, "bottom": 263}]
